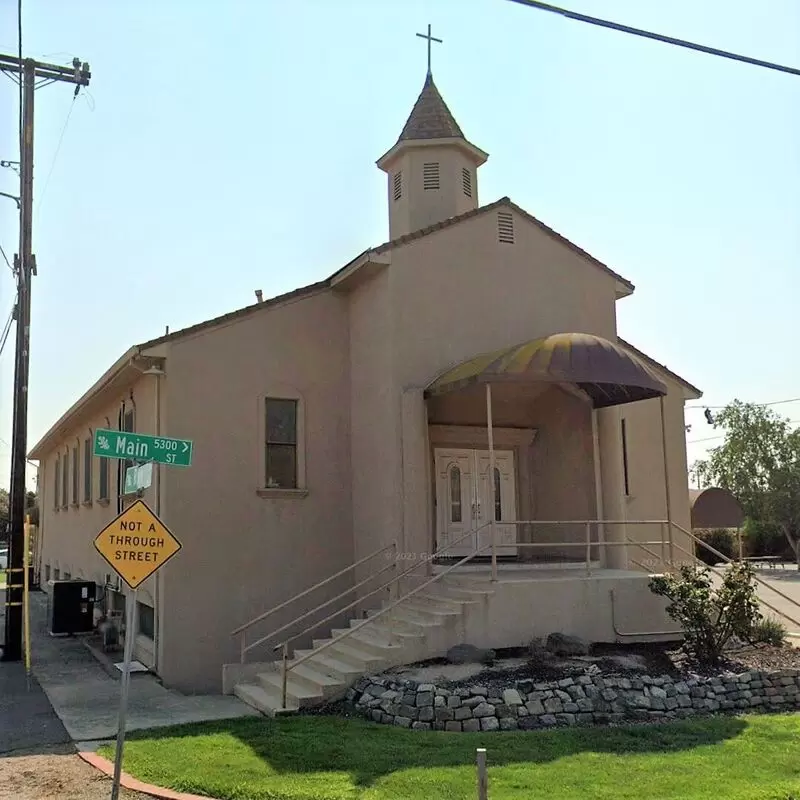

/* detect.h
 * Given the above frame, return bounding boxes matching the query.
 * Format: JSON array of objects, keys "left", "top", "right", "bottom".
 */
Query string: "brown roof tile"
[{"left": 397, "top": 73, "right": 464, "bottom": 141}]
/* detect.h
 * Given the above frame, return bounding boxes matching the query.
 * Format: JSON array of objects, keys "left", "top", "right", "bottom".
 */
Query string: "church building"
[{"left": 30, "top": 57, "right": 701, "bottom": 705}]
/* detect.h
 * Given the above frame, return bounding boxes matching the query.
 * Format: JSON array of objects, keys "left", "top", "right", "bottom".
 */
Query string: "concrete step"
[
  {"left": 417, "top": 591, "right": 482, "bottom": 608},
  {"left": 233, "top": 682, "right": 297, "bottom": 716},
  {"left": 311, "top": 639, "right": 386, "bottom": 670},
  {"left": 297, "top": 651, "right": 365, "bottom": 682},
  {"left": 270, "top": 661, "right": 345, "bottom": 699},
  {"left": 400, "top": 598, "right": 461, "bottom": 617},
  {"left": 365, "top": 608, "right": 432, "bottom": 633},
  {"left": 438, "top": 582, "right": 496, "bottom": 599},
  {"left": 329, "top": 627, "right": 404, "bottom": 656},
  {"left": 257, "top": 671, "right": 325, "bottom": 707},
  {"left": 385, "top": 606, "right": 442, "bottom": 627},
  {"left": 351, "top": 619, "right": 427, "bottom": 645}
]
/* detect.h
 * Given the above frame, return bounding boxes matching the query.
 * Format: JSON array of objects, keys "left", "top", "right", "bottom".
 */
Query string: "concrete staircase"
[{"left": 230, "top": 581, "right": 493, "bottom": 716}]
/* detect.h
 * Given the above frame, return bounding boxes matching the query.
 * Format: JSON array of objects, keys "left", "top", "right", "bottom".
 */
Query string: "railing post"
[
  {"left": 490, "top": 523, "right": 498, "bottom": 582},
  {"left": 476, "top": 748, "right": 488, "bottom": 800},
  {"left": 281, "top": 642, "right": 289, "bottom": 711},
  {"left": 585, "top": 521, "right": 592, "bottom": 576},
  {"left": 240, "top": 632, "right": 246, "bottom": 664}
]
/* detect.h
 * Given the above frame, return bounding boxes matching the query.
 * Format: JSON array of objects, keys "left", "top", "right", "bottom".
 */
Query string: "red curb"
[{"left": 78, "top": 751, "right": 221, "bottom": 800}]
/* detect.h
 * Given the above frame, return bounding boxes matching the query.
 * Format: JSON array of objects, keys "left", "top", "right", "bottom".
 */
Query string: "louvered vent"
[
  {"left": 497, "top": 211, "right": 514, "bottom": 244},
  {"left": 423, "top": 162, "right": 440, "bottom": 190},
  {"left": 393, "top": 171, "right": 402, "bottom": 201},
  {"left": 462, "top": 167, "right": 472, "bottom": 198}
]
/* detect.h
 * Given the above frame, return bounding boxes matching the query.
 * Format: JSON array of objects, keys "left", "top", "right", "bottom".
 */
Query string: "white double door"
[{"left": 434, "top": 448, "right": 518, "bottom": 557}]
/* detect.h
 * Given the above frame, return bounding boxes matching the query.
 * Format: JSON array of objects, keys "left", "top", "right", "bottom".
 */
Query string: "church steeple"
[{"left": 377, "top": 27, "right": 489, "bottom": 239}]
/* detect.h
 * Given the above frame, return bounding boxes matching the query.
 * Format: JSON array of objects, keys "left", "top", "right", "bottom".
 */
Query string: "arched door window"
[{"left": 449, "top": 466, "right": 462, "bottom": 523}]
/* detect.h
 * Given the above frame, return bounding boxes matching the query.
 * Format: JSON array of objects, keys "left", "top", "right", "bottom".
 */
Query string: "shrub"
[
  {"left": 742, "top": 519, "right": 792, "bottom": 559},
  {"left": 694, "top": 528, "right": 737, "bottom": 565},
  {"left": 649, "top": 561, "right": 762, "bottom": 665},
  {"left": 751, "top": 616, "right": 787, "bottom": 647}
]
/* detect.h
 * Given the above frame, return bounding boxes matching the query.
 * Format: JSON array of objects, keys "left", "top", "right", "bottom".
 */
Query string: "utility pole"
[{"left": 0, "top": 54, "right": 90, "bottom": 661}]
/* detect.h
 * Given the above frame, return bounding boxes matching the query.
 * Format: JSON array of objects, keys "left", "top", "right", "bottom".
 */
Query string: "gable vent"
[
  {"left": 393, "top": 171, "right": 402, "bottom": 202},
  {"left": 423, "top": 162, "right": 440, "bottom": 190},
  {"left": 462, "top": 167, "right": 472, "bottom": 198},
  {"left": 497, "top": 211, "right": 514, "bottom": 244}
]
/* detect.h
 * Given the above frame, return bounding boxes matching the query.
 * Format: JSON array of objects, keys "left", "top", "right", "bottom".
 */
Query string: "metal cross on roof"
[{"left": 416, "top": 24, "right": 442, "bottom": 75}]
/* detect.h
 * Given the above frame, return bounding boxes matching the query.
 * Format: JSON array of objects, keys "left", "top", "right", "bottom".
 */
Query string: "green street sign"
[{"left": 94, "top": 428, "right": 193, "bottom": 467}]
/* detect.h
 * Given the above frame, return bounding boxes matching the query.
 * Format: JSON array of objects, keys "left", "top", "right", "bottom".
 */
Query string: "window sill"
[
  {"left": 70, "top": 503, "right": 79, "bottom": 509},
  {"left": 97, "top": 498, "right": 110, "bottom": 507},
  {"left": 82, "top": 500, "right": 93, "bottom": 508},
  {"left": 256, "top": 488, "right": 308, "bottom": 500}
]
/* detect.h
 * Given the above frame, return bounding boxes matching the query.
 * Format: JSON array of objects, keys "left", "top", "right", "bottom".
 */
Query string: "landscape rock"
[
  {"left": 545, "top": 632, "right": 590, "bottom": 656},
  {"left": 446, "top": 644, "right": 496, "bottom": 665}
]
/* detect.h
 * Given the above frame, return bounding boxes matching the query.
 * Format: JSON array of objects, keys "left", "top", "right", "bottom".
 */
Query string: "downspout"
[
  {"left": 591, "top": 409, "right": 605, "bottom": 565},
  {"left": 659, "top": 395, "right": 674, "bottom": 568}
]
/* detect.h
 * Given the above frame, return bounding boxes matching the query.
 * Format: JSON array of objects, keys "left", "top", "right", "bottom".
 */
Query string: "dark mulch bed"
[{"left": 669, "top": 641, "right": 800, "bottom": 676}]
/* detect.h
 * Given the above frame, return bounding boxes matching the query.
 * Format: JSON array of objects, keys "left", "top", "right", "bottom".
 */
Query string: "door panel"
[
  {"left": 435, "top": 448, "right": 518, "bottom": 557},
  {"left": 434, "top": 449, "right": 475, "bottom": 556}
]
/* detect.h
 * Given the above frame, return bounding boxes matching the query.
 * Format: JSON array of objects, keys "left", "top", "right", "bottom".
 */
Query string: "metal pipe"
[
  {"left": 585, "top": 521, "right": 592, "bottom": 576},
  {"left": 609, "top": 589, "right": 682, "bottom": 638},
  {"left": 476, "top": 748, "right": 488, "bottom": 800},
  {"left": 486, "top": 384, "right": 497, "bottom": 583},
  {"left": 659, "top": 396, "right": 675, "bottom": 567},
  {"left": 231, "top": 540, "right": 396, "bottom": 636}
]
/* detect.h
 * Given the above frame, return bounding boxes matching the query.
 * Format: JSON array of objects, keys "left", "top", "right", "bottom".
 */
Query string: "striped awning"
[{"left": 424, "top": 333, "right": 668, "bottom": 409}]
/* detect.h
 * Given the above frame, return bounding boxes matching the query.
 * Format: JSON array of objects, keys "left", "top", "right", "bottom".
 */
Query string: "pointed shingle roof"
[{"left": 397, "top": 73, "right": 464, "bottom": 142}]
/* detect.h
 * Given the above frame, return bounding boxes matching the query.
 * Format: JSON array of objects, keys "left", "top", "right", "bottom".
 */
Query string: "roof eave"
[
  {"left": 27, "top": 346, "right": 162, "bottom": 460},
  {"left": 376, "top": 136, "right": 489, "bottom": 172},
  {"left": 329, "top": 250, "right": 392, "bottom": 292},
  {"left": 617, "top": 337, "right": 702, "bottom": 400}
]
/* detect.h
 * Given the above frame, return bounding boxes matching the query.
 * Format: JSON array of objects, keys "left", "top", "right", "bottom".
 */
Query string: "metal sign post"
[
  {"left": 94, "top": 429, "right": 189, "bottom": 799},
  {"left": 110, "top": 591, "right": 138, "bottom": 800}
]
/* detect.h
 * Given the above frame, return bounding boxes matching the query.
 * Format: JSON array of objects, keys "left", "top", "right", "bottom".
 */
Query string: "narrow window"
[
  {"left": 71, "top": 446, "right": 79, "bottom": 505},
  {"left": 493, "top": 467, "right": 502, "bottom": 522},
  {"left": 462, "top": 167, "right": 472, "bottom": 198},
  {"left": 99, "top": 457, "right": 109, "bottom": 501},
  {"left": 62, "top": 451, "right": 69, "bottom": 508},
  {"left": 497, "top": 211, "right": 514, "bottom": 244},
  {"left": 44, "top": 564, "right": 50, "bottom": 582},
  {"left": 138, "top": 602, "right": 155, "bottom": 640},
  {"left": 53, "top": 568, "right": 60, "bottom": 580},
  {"left": 449, "top": 466, "right": 462, "bottom": 523},
  {"left": 265, "top": 398, "right": 298, "bottom": 489},
  {"left": 621, "top": 418, "right": 630, "bottom": 496},
  {"left": 54, "top": 455, "right": 60, "bottom": 510},
  {"left": 423, "top": 162, "right": 440, "bottom": 190},
  {"left": 123, "top": 408, "right": 135, "bottom": 478},
  {"left": 393, "top": 171, "right": 402, "bottom": 201},
  {"left": 83, "top": 438, "right": 92, "bottom": 502}
]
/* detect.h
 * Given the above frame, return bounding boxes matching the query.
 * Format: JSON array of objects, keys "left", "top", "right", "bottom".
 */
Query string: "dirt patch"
[
  {"left": 669, "top": 642, "right": 800, "bottom": 677},
  {"left": 0, "top": 745, "right": 150, "bottom": 800}
]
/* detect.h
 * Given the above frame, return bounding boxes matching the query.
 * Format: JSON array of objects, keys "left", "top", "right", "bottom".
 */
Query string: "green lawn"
[{"left": 98, "top": 713, "right": 800, "bottom": 800}]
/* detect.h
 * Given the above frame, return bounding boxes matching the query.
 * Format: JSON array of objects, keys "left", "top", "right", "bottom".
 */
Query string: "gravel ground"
[{"left": 0, "top": 745, "right": 151, "bottom": 800}]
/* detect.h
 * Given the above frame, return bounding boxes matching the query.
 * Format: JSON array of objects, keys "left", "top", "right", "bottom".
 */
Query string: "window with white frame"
[{"left": 264, "top": 398, "right": 298, "bottom": 489}]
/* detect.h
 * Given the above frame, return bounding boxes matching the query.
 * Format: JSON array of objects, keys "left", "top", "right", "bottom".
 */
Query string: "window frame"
[
  {"left": 61, "top": 449, "right": 69, "bottom": 509},
  {"left": 71, "top": 445, "right": 79, "bottom": 506},
  {"left": 98, "top": 455, "right": 110, "bottom": 504},
  {"left": 257, "top": 391, "right": 307, "bottom": 499},
  {"left": 83, "top": 437, "right": 93, "bottom": 504},
  {"left": 54, "top": 455, "right": 60, "bottom": 511}
]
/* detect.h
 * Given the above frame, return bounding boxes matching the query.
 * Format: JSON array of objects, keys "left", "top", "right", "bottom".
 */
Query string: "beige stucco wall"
[
  {"left": 621, "top": 378, "right": 694, "bottom": 570},
  {"left": 159, "top": 289, "right": 354, "bottom": 692},
  {"left": 378, "top": 208, "right": 618, "bottom": 562},
  {"left": 37, "top": 372, "right": 161, "bottom": 667}
]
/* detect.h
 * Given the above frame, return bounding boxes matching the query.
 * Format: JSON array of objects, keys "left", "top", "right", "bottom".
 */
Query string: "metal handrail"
[
  {"left": 241, "top": 558, "right": 399, "bottom": 659},
  {"left": 272, "top": 523, "right": 491, "bottom": 656},
  {"left": 277, "top": 528, "right": 494, "bottom": 709},
  {"left": 231, "top": 540, "right": 396, "bottom": 637},
  {"left": 672, "top": 522, "right": 800, "bottom": 629}
]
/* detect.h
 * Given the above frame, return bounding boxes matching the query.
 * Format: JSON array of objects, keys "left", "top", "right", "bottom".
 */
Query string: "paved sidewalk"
[{"left": 25, "top": 590, "right": 257, "bottom": 744}]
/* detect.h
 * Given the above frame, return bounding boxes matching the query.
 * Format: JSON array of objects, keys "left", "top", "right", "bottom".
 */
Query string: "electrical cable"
[
  {"left": 687, "top": 397, "right": 800, "bottom": 411},
  {"left": 35, "top": 94, "right": 77, "bottom": 222},
  {"left": 505, "top": 0, "right": 800, "bottom": 78},
  {"left": 687, "top": 420, "right": 800, "bottom": 445}
]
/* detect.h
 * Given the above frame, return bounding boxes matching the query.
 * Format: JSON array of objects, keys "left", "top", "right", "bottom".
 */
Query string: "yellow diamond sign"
[{"left": 94, "top": 500, "right": 182, "bottom": 589}]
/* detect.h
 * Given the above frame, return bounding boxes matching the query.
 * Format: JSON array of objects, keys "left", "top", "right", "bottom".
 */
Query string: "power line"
[
  {"left": 0, "top": 302, "right": 15, "bottom": 358},
  {"left": 0, "top": 243, "right": 12, "bottom": 273},
  {"left": 505, "top": 0, "right": 800, "bottom": 78},
  {"left": 687, "top": 419, "right": 800, "bottom": 445},
  {"left": 35, "top": 94, "right": 77, "bottom": 222},
  {"left": 686, "top": 397, "right": 800, "bottom": 411}
]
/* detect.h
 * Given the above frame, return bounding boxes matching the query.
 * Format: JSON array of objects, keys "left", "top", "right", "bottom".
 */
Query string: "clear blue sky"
[{"left": 1, "top": 0, "right": 798, "bottom": 491}]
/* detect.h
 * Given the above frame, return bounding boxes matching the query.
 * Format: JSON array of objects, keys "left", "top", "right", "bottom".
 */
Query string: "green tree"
[{"left": 693, "top": 401, "right": 800, "bottom": 564}]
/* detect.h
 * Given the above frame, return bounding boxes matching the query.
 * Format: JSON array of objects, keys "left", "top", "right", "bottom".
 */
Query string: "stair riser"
[
  {"left": 256, "top": 675, "right": 324, "bottom": 708},
  {"left": 265, "top": 665, "right": 344, "bottom": 700}
]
